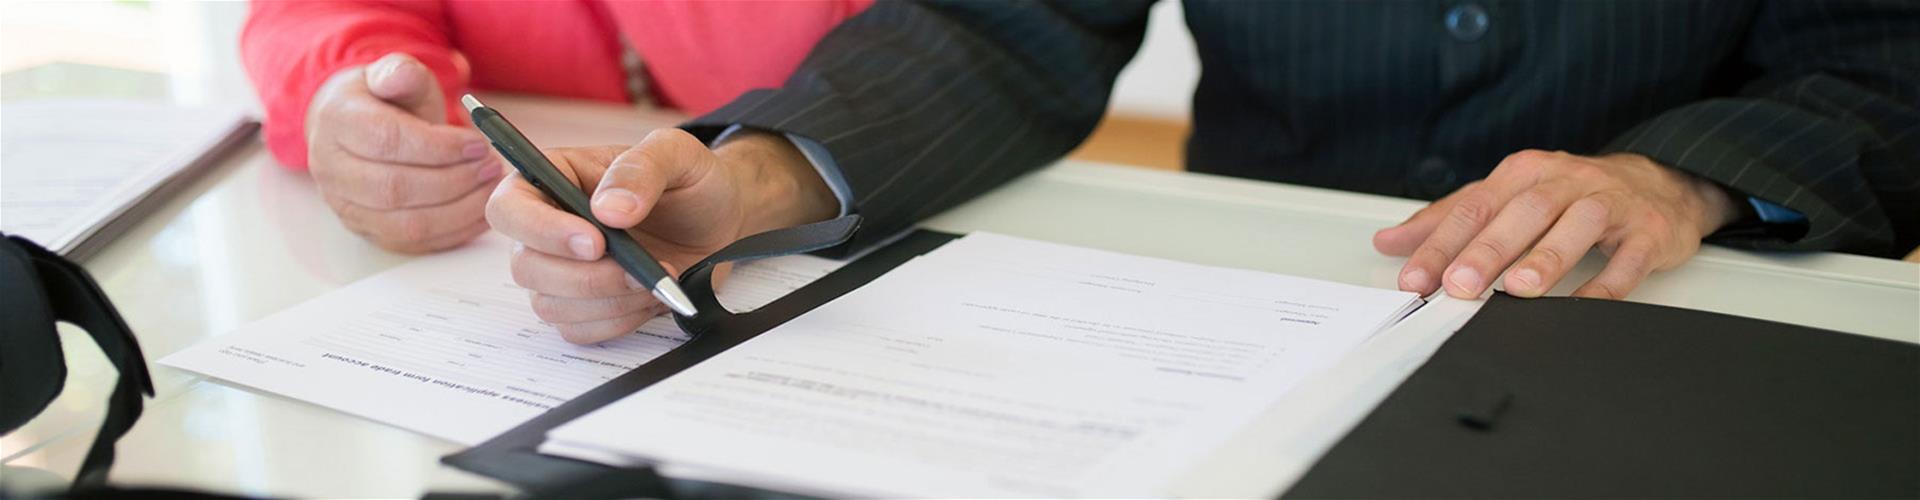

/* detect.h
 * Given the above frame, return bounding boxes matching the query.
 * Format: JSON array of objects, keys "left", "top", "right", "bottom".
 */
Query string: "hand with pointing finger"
[
  {"left": 306, "top": 52, "right": 502, "bottom": 253},
  {"left": 1374, "top": 150, "right": 1742, "bottom": 300},
  {"left": 487, "top": 129, "right": 837, "bottom": 344}
]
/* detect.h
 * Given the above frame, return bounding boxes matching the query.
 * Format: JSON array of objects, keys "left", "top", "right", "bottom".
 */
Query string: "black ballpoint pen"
[{"left": 461, "top": 94, "right": 699, "bottom": 317}]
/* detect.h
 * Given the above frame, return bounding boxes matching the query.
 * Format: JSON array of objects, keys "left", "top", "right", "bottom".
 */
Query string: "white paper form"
[
  {"left": 161, "top": 234, "right": 845, "bottom": 444},
  {"left": 1, "top": 98, "right": 252, "bottom": 255},
  {"left": 544, "top": 232, "right": 1421, "bottom": 497}
]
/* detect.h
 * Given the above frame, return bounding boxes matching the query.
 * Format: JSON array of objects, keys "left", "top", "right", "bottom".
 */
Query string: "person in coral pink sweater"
[{"left": 241, "top": 0, "right": 869, "bottom": 253}]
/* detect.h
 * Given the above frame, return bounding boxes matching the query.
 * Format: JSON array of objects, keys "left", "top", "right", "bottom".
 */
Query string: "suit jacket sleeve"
[
  {"left": 1601, "top": 0, "right": 1920, "bottom": 257},
  {"left": 680, "top": 0, "right": 1154, "bottom": 253}
]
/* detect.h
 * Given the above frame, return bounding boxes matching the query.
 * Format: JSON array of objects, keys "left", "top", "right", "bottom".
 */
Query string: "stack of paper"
[
  {"left": 0, "top": 98, "right": 255, "bottom": 259},
  {"left": 162, "top": 234, "right": 847, "bottom": 444},
  {"left": 540, "top": 233, "right": 1423, "bottom": 497},
  {"left": 167, "top": 229, "right": 1427, "bottom": 496}
]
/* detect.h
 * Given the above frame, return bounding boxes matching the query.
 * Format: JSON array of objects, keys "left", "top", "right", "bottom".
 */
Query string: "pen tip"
[
  {"left": 460, "top": 94, "right": 483, "bottom": 112},
  {"left": 652, "top": 279, "right": 700, "bottom": 317}
]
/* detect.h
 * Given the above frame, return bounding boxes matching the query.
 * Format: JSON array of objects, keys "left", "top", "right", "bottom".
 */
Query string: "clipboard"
[
  {"left": 442, "top": 216, "right": 961, "bottom": 497},
  {"left": 443, "top": 215, "right": 1919, "bottom": 498}
]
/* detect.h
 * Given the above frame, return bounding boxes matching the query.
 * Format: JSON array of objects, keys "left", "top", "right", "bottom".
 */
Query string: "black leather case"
[{"left": 1286, "top": 293, "right": 1920, "bottom": 498}]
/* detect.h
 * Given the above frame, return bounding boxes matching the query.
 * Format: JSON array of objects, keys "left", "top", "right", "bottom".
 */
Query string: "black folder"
[
  {"left": 443, "top": 217, "right": 1919, "bottom": 498},
  {"left": 1286, "top": 293, "right": 1920, "bottom": 498}
]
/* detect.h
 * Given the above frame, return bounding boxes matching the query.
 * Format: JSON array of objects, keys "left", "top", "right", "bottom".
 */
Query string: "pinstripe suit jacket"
[{"left": 684, "top": 0, "right": 1919, "bottom": 257}]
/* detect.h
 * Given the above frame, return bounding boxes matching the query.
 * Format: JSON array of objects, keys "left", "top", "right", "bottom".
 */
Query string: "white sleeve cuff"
[{"left": 711, "top": 124, "right": 853, "bottom": 217}]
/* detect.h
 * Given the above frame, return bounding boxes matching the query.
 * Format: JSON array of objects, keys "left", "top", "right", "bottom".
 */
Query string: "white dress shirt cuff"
[{"left": 711, "top": 124, "right": 853, "bottom": 217}]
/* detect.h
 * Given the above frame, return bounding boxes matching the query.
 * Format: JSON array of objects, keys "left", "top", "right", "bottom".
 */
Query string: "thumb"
[
  {"left": 364, "top": 52, "right": 446, "bottom": 123},
  {"left": 590, "top": 130, "right": 717, "bottom": 229}
]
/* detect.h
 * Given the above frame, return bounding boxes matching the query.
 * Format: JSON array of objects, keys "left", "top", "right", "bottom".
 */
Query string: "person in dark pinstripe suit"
[{"left": 487, "top": 0, "right": 1917, "bottom": 341}]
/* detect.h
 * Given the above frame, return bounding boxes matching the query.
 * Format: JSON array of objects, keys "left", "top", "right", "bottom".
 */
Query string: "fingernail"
[
  {"left": 1447, "top": 266, "right": 1483, "bottom": 297},
  {"left": 567, "top": 234, "right": 596, "bottom": 259},
  {"left": 370, "top": 57, "right": 398, "bottom": 83},
  {"left": 592, "top": 188, "right": 641, "bottom": 218},
  {"left": 476, "top": 159, "right": 503, "bottom": 182},
  {"left": 1400, "top": 268, "right": 1432, "bottom": 293},
  {"left": 1508, "top": 268, "right": 1542, "bottom": 295},
  {"left": 624, "top": 273, "right": 645, "bottom": 290},
  {"left": 464, "top": 141, "right": 490, "bottom": 160}
]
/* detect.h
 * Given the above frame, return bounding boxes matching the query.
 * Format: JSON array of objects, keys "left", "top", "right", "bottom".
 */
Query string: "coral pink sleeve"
[
  {"left": 240, "top": 0, "right": 468, "bottom": 170},
  {"left": 615, "top": 0, "right": 873, "bottom": 116}
]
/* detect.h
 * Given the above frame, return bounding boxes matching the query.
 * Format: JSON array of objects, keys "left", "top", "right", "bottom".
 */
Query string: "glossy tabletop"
[{"left": 3, "top": 95, "right": 1916, "bottom": 498}]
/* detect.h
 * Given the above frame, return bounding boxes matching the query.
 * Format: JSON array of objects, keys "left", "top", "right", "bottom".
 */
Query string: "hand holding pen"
[{"left": 471, "top": 95, "right": 841, "bottom": 344}]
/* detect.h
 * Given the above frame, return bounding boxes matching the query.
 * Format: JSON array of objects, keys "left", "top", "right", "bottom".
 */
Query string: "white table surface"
[{"left": 4, "top": 94, "right": 1916, "bottom": 498}]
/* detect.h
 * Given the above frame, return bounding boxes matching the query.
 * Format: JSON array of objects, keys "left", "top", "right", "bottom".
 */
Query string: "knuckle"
[
  {"left": 1446, "top": 197, "right": 1498, "bottom": 229},
  {"left": 630, "top": 129, "right": 707, "bottom": 170},
  {"left": 1527, "top": 245, "right": 1570, "bottom": 271},
  {"left": 311, "top": 97, "right": 342, "bottom": 120},
  {"left": 554, "top": 324, "right": 597, "bottom": 345},
  {"left": 643, "top": 127, "right": 698, "bottom": 146},
  {"left": 367, "top": 228, "right": 424, "bottom": 253},
  {"left": 308, "top": 100, "right": 345, "bottom": 131},
  {"left": 1563, "top": 161, "right": 1604, "bottom": 180},
  {"left": 1512, "top": 190, "right": 1557, "bottom": 218},
  {"left": 321, "top": 191, "right": 356, "bottom": 218},
  {"left": 602, "top": 295, "right": 647, "bottom": 317},
  {"left": 579, "top": 265, "right": 623, "bottom": 296},
  {"left": 376, "top": 172, "right": 411, "bottom": 208},
  {"left": 508, "top": 253, "right": 540, "bottom": 290},
  {"left": 557, "top": 320, "right": 621, "bottom": 345},
  {"left": 1499, "top": 149, "right": 1553, "bottom": 170},
  {"left": 1591, "top": 281, "right": 1626, "bottom": 300},
  {"left": 484, "top": 179, "right": 533, "bottom": 228},
  {"left": 1636, "top": 210, "right": 1673, "bottom": 234},
  {"left": 1574, "top": 160, "right": 1605, "bottom": 177},
  {"left": 545, "top": 146, "right": 587, "bottom": 161},
  {"left": 363, "top": 120, "right": 405, "bottom": 158},
  {"left": 633, "top": 142, "right": 672, "bottom": 170},
  {"left": 529, "top": 293, "right": 567, "bottom": 321},
  {"left": 1568, "top": 198, "right": 1612, "bottom": 226},
  {"left": 1506, "top": 149, "right": 1550, "bottom": 164},
  {"left": 1410, "top": 244, "right": 1455, "bottom": 266},
  {"left": 1613, "top": 248, "right": 1653, "bottom": 275},
  {"left": 387, "top": 211, "right": 434, "bottom": 244},
  {"left": 308, "top": 146, "right": 349, "bottom": 179},
  {"left": 1463, "top": 238, "right": 1511, "bottom": 262},
  {"left": 1596, "top": 238, "right": 1623, "bottom": 256}
]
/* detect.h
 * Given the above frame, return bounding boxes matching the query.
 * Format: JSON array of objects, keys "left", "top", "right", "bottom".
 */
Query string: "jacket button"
[
  {"left": 1445, "top": 3, "right": 1490, "bottom": 42},
  {"left": 1413, "top": 156, "right": 1460, "bottom": 198}
]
